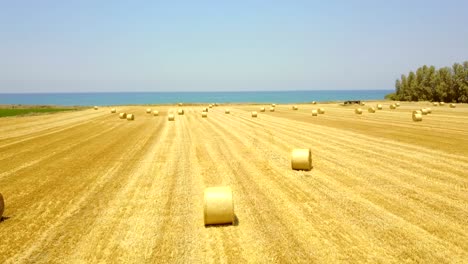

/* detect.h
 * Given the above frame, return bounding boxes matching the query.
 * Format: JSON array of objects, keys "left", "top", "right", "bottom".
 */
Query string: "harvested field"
[{"left": 0, "top": 102, "right": 467, "bottom": 263}]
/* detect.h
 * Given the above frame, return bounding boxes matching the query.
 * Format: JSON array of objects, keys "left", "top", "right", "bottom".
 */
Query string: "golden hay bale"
[
  {"left": 269, "top": 107, "right": 275, "bottom": 112},
  {"left": 360, "top": 102, "right": 366, "bottom": 106},
  {"left": 390, "top": 104, "right": 396, "bottom": 109},
  {"left": 202, "top": 112, "right": 208, "bottom": 118},
  {"left": 0, "top": 193, "right": 4, "bottom": 219},
  {"left": 126, "top": 114, "right": 134, "bottom": 121},
  {"left": 272, "top": 103, "right": 276, "bottom": 107},
  {"left": 426, "top": 107, "right": 432, "bottom": 113},
  {"left": 420, "top": 108, "right": 428, "bottom": 115},
  {"left": 94, "top": 106, "right": 98, "bottom": 110},
  {"left": 312, "top": 101, "right": 316, "bottom": 104},
  {"left": 209, "top": 104, "right": 213, "bottom": 108},
  {"left": 204, "top": 186, "right": 234, "bottom": 225},
  {"left": 396, "top": 102, "right": 400, "bottom": 107},
  {"left": 214, "top": 103, "right": 219, "bottom": 106},
  {"left": 225, "top": 109, "right": 230, "bottom": 114},
  {"left": 119, "top": 113, "right": 127, "bottom": 119},
  {"left": 368, "top": 107, "right": 376, "bottom": 113},
  {"left": 146, "top": 108, "right": 152, "bottom": 113},
  {"left": 412, "top": 110, "right": 422, "bottom": 115},
  {"left": 291, "top": 148, "right": 312, "bottom": 171},
  {"left": 292, "top": 106, "right": 298, "bottom": 110},
  {"left": 203, "top": 107, "right": 209, "bottom": 112},
  {"left": 311, "top": 109, "right": 318, "bottom": 116},
  {"left": 110, "top": 108, "right": 116, "bottom": 113},
  {"left": 178, "top": 109, "right": 184, "bottom": 115},
  {"left": 355, "top": 108, "right": 363, "bottom": 114},
  {"left": 412, "top": 113, "right": 422, "bottom": 121},
  {"left": 260, "top": 107, "right": 266, "bottom": 112},
  {"left": 178, "top": 103, "right": 183, "bottom": 106},
  {"left": 377, "top": 104, "right": 383, "bottom": 110},
  {"left": 433, "top": 102, "right": 439, "bottom": 106},
  {"left": 251, "top": 111, "right": 258, "bottom": 117},
  {"left": 318, "top": 108, "right": 325, "bottom": 114},
  {"left": 153, "top": 110, "right": 159, "bottom": 116},
  {"left": 440, "top": 102, "right": 445, "bottom": 106},
  {"left": 450, "top": 103, "right": 456, "bottom": 108},
  {"left": 168, "top": 114, "right": 175, "bottom": 121}
]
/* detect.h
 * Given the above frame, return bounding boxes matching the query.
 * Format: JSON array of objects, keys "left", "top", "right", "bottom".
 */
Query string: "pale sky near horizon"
[{"left": 0, "top": 0, "right": 467, "bottom": 93}]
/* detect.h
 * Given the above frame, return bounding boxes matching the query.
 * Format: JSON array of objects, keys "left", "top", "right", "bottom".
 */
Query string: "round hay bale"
[
  {"left": 209, "top": 104, "right": 213, "bottom": 108},
  {"left": 269, "top": 107, "right": 275, "bottom": 112},
  {"left": 225, "top": 109, "right": 230, "bottom": 114},
  {"left": 312, "top": 101, "right": 316, "bottom": 104},
  {"left": 204, "top": 186, "right": 234, "bottom": 225},
  {"left": 94, "top": 106, "right": 98, "bottom": 110},
  {"left": 318, "top": 108, "right": 325, "bottom": 114},
  {"left": 426, "top": 108, "right": 432, "bottom": 113},
  {"left": 440, "top": 102, "right": 445, "bottom": 106},
  {"left": 214, "top": 103, "right": 219, "bottom": 106},
  {"left": 360, "top": 102, "right": 366, "bottom": 106},
  {"left": 412, "top": 110, "right": 422, "bottom": 115},
  {"left": 119, "top": 113, "right": 127, "bottom": 119},
  {"left": 203, "top": 107, "right": 209, "bottom": 112},
  {"left": 260, "top": 107, "right": 266, "bottom": 112},
  {"left": 396, "top": 102, "right": 400, "bottom": 107},
  {"left": 251, "top": 111, "right": 258, "bottom": 118},
  {"left": 412, "top": 113, "right": 422, "bottom": 122},
  {"left": 377, "top": 104, "right": 383, "bottom": 110},
  {"left": 178, "top": 103, "right": 183, "bottom": 106},
  {"left": 110, "top": 108, "right": 116, "bottom": 113},
  {"left": 126, "top": 114, "right": 134, "bottom": 121},
  {"left": 178, "top": 109, "right": 184, "bottom": 115},
  {"left": 433, "top": 102, "right": 439, "bottom": 106},
  {"left": 153, "top": 110, "right": 159, "bottom": 116},
  {"left": 202, "top": 112, "right": 208, "bottom": 118},
  {"left": 0, "top": 193, "right": 4, "bottom": 219},
  {"left": 355, "top": 108, "right": 363, "bottom": 114},
  {"left": 168, "top": 114, "right": 175, "bottom": 121},
  {"left": 291, "top": 148, "right": 312, "bottom": 171},
  {"left": 146, "top": 108, "right": 152, "bottom": 114},
  {"left": 311, "top": 109, "right": 318, "bottom": 116},
  {"left": 292, "top": 106, "right": 298, "bottom": 110},
  {"left": 271, "top": 103, "right": 276, "bottom": 107},
  {"left": 368, "top": 107, "right": 376, "bottom": 113},
  {"left": 450, "top": 103, "right": 456, "bottom": 108},
  {"left": 420, "top": 108, "right": 428, "bottom": 115},
  {"left": 390, "top": 104, "right": 396, "bottom": 109}
]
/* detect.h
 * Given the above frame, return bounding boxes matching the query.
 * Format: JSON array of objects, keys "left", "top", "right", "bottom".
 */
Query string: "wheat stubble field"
[{"left": 0, "top": 101, "right": 467, "bottom": 263}]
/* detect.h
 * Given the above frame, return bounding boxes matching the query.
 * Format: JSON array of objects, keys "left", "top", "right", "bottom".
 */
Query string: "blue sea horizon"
[{"left": 0, "top": 90, "right": 393, "bottom": 106}]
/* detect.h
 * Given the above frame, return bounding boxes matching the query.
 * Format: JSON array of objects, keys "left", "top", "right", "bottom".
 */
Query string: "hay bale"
[
  {"left": 318, "top": 108, "right": 325, "bottom": 114},
  {"left": 412, "top": 113, "right": 422, "bottom": 121},
  {"left": 251, "top": 111, "right": 258, "bottom": 117},
  {"left": 94, "top": 106, "right": 98, "bottom": 110},
  {"left": 204, "top": 186, "right": 234, "bottom": 225},
  {"left": 291, "top": 148, "right": 312, "bottom": 171},
  {"left": 368, "top": 107, "right": 376, "bottom": 113},
  {"left": 0, "top": 193, "right": 4, "bottom": 219},
  {"left": 126, "top": 114, "right": 134, "bottom": 121},
  {"left": 396, "top": 102, "right": 400, "bottom": 107},
  {"left": 225, "top": 109, "right": 230, "bottom": 114},
  {"left": 178, "top": 103, "right": 183, "bottom": 106},
  {"left": 355, "top": 108, "right": 363, "bottom": 114},
  {"left": 168, "top": 114, "right": 175, "bottom": 121},
  {"left": 110, "top": 108, "right": 116, "bottom": 113},
  {"left": 412, "top": 110, "right": 422, "bottom": 115},
  {"left": 433, "top": 102, "right": 439, "bottom": 106},
  {"left": 119, "top": 113, "right": 127, "bottom": 119},
  {"left": 260, "top": 107, "right": 266, "bottom": 112},
  {"left": 292, "top": 106, "right": 298, "bottom": 110},
  {"left": 214, "top": 103, "right": 219, "bottom": 106},
  {"left": 146, "top": 108, "right": 152, "bottom": 114},
  {"left": 377, "top": 104, "right": 383, "bottom": 110},
  {"left": 426, "top": 108, "right": 432, "bottom": 113},
  {"left": 178, "top": 109, "right": 184, "bottom": 115},
  {"left": 450, "top": 103, "right": 456, "bottom": 108},
  {"left": 203, "top": 107, "right": 209, "bottom": 112},
  {"left": 360, "top": 102, "right": 366, "bottom": 106},
  {"left": 312, "top": 101, "right": 316, "bottom": 104},
  {"left": 390, "top": 104, "right": 396, "bottom": 109},
  {"left": 209, "top": 104, "right": 213, "bottom": 108},
  {"left": 202, "top": 112, "right": 208, "bottom": 118},
  {"left": 153, "top": 110, "right": 159, "bottom": 116},
  {"left": 420, "top": 108, "right": 428, "bottom": 115},
  {"left": 269, "top": 107, "right": 275, "bottom": 112},
  {"left": 440, "top": 102, "right": 445, "bottom": 106},
  {"left": 311, "top": 109, "right": 318, "bottom": 116},
  {"left": 271, "top": 103, "right": 276, "bottom": 107}
]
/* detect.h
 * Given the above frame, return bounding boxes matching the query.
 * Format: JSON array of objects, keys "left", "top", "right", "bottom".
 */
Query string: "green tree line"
[{"left": 387, "top": 61, "right": 468, "bottom": 103}]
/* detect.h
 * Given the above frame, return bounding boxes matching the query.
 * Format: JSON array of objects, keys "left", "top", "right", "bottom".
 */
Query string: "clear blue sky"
[{"left": 1, "top": 0, "right": 467, "bottom": 92}]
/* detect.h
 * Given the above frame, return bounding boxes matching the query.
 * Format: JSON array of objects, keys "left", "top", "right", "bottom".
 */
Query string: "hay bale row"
[{"left": 291, "top": 148, "right": 312, "bottom": 171}]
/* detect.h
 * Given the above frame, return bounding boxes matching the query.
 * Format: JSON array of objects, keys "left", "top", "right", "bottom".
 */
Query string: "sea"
[{"left": 0, "top": 90, "right": 392, "bottom": 106}]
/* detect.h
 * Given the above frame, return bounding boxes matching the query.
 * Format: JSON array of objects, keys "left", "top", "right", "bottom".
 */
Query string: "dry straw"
[
  {"left": 377, "top": 104, "right": 383, "bottom": 110},
  {"left": 146, "top": 108, "right": 152, "bottom": 114},
  {"left": 94, "top": 106, "right": 98, "bottom": 110},
  {"left": 412, "top": 113, "right": 422, "bottom": 122},
  {"left": 204, "top": 186, "right": 234, "bottom": 225},
  {"left": 450, "top": 103, "right": 456, "bottom": 108},
  {"left": 110, "top": 108, "right": 116, "bottom": 113},
  {"left": 260, "top": 107, "right": 266, "bottom": 112},
  {"left": 292, "top": 106, "right": 298, "bottom": 110},
  {"left": 269, "top": 107, "right": 275, "bottom": 112},
  {"left": 291, "top": 148, "right": 312, "bottom": 170},
  {"left": 119, "top": 113, "right": 127, "bottom": 119},
  {"left": 225, "top": 109, "right": 230, "bottom": 114},
  {"left": 202, "top": 112, "right": 208, "bottom": 118},
  {"left": 311, "top": 109, "right": 318, "bottom": 116},
  {"left": 0, "top": 193, "right": 4, "bottom": 219},
  {"left": 126, "top": 114, "right": 134, "bottom": 121},
  {"left": 251, "top": 111, "right": 258, "bottom": 117},
  {"left": 368, "top": 107, "right": 376, "bottom": 113},
  {"left": 178, "top": 109, "right": 184, "bottom": 115},
  {"left": 390, "top": 104, "right": 396, "bottom": 109},
  {"left": 355, "top": 108, "right": 363, "bottom": 114},
  {"left": 318, "top": 108, "right": 325, "bottom": 114},
  {"left": 168, "top": 114, "right": 175, "bottom": 121}
]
